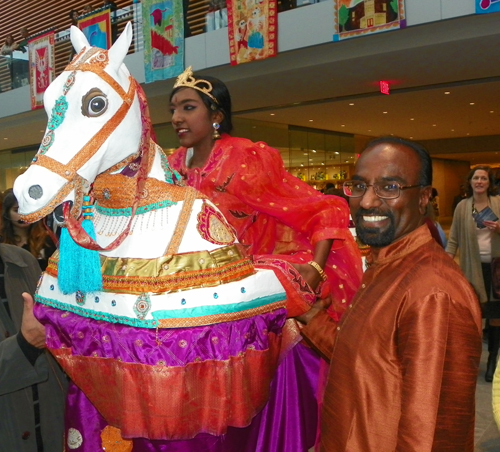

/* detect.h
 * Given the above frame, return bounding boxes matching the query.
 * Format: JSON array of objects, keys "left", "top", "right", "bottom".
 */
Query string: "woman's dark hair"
[
  {"left": 169, "top": 75, "right": 233, "bottom": 134},
  {"left": 1, "top": 189, "right": 48, "bottom": 259},
  {"left": 466, "top": 166, "right": 497, "bottom": 197}
]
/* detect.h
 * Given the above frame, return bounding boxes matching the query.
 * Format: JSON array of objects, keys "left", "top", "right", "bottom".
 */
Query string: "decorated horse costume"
[{"left": 14, "top": 24, "right": 288, "bottom": 450}]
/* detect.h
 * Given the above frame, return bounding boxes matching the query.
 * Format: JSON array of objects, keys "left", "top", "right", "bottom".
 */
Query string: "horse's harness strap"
[
  {"left": 163, "top": 187, "right": 198, "bottom": 257},
  {"left": 32, "top": 77, "right": 136, "bottom": 182}
]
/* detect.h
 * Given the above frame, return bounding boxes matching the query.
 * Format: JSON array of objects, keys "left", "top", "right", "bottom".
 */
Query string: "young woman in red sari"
[{"left": 168, "top": 67, "right": 362, "bottom": 451}]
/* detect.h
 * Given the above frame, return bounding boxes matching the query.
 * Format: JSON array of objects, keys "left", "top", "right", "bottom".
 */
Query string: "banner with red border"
[
  {"left": 228, "top": 0, "right": 277, "bottom": 65},
  {"left": 28, "top": 30, "right": 55, "bottom": 110},
  {"left": 77, "top": 7, "right": 112, "bottom": 50}
]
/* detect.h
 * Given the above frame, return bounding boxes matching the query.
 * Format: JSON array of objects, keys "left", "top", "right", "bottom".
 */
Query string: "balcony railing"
[{"left": 0, "top": 0, "right": 317, "bottom": 94}]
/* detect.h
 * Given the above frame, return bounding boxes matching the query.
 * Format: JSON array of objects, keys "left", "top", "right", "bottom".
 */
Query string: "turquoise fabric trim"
[
  {"left": 35, "top": 294, "right": 158, "bottom": 328},
  {"left": 152, "top": 292, "right": 286, "bottom": 320},
  {"left": 160, "top": 151, "right": 182, "bottom": 184},
  {"left": 95, "top": 198, "right": 177, "bottom": 217},
  {"left": 35, "top": 291, "right": 286, "bottom": 328}
]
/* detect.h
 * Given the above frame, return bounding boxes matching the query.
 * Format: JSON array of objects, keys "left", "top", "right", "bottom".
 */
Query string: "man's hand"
[
  {"left": 20, "top": 293, "right": 46, "bottom": 349},
  {"left": 296, "top": 295, "right": 333, "bottom": 325}
]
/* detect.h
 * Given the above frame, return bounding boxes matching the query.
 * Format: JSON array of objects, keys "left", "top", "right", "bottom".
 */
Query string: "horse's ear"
[
  {"left": 70, "top": 25, "right": 90, "bottom": 54},
  {"left": 108, "top": 22, "right": 133, "bottom": 72}
]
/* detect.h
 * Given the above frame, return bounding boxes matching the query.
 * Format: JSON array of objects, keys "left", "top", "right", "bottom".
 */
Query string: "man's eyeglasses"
[{"left": 342, "top": 181, "right": 423, "bottom": 199}]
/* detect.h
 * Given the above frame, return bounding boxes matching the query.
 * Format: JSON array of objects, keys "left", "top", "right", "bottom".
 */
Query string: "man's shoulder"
[
  {"left": 403, "top": 242, "right": 476, "bottom": 299},
  {"left": 0, "top": 244, "right": 39, "bottom": 268}
]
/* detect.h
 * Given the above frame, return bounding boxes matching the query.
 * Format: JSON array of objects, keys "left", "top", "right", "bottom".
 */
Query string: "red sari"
[{"left": 168, "top": 134, "right": 362, "bottom": 321}]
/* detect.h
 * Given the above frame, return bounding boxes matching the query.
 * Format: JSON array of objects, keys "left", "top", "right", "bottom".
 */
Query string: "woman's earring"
[{"left": 212, "top": 122, "right": 221, "bottom": 140}]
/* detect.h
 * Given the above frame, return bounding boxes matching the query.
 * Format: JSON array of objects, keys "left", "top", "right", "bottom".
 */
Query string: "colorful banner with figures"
[
  {"left": 28, "top": 30, "right": 55, "bottom": 110},
  {"left": 142, "top": 0, "right": 185, "bottom": 83},
  {"left": 77, "top": 7, "right": 112, "bottom": 50},
  {"left": 227, "top": 0, "right": 277, "bottom": 65},
  {"left": 333, "top": 0, "right": 406, "bottom": 41},
  {"left": 476, "top": 0, "right": 500, "bottom": 13}
]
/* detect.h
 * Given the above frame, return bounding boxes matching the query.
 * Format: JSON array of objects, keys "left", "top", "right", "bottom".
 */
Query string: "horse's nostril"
[{"left": 28, "top": 185, "right": 43, "bottom": 200}]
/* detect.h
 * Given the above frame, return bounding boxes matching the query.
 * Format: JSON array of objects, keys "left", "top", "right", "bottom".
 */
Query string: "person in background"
[
  {"left": 452, "top": 184, "right": 467, "bottom": 212},
  {"left": 300, "top": 136, "right": 482, "bottom": 451},
  {"left": 0, "top": 246, "right": 67, "bottom": 451},
  {"left": 168, "top": 66, "right": 362, "bottom": 451},
  {"left": 1, "top": 34, "right": 20, "bottom": 56},
  {"left": 82, "top": 4, "right": 93, "bottom": 14},
  {"left": 1, "top": 189, "right": 56, "bottom": 271},
  {"left": 446, "top": 166, "right": 500, "bottom": 382},
  {"left": 102, "top": 0, "right": 118, "bottom": 42},
  {"left": 17, "top": 27, "right": 30, "bottom": 53}
]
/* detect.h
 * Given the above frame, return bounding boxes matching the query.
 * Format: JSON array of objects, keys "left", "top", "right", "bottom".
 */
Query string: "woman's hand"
[
  {"left": 483, "top": 220, "right": 499, "bottom": 233},
  {"left": 292, "top": 263, "right": 322, "bottom": 291}
]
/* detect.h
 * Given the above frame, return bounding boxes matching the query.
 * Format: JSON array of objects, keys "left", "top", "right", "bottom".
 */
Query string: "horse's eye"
[{"left": 81, "top": 88, "right": 108, "bottom": 117}]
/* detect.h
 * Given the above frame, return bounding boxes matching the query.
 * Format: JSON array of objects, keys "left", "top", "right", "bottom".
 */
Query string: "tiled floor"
[{"left": 476, "top": 342, "right": 500, "bottom": 451}]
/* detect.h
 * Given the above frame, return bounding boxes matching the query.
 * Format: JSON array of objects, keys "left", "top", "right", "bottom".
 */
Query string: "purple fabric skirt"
[
  {"left": 64, "top": 341, "right": 320, "bottom": 451},
  {"left": 36, "top": 304, "right": 320, "bottom": 451}
]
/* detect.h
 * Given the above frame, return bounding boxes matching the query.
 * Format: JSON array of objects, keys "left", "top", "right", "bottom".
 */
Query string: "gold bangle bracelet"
[{"left": 307, "top": 260, "right": 327, "bottom": 282}]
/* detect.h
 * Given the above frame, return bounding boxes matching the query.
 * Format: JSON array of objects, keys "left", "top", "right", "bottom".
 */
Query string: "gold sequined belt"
[{"left": 46, "top": 244, "right": 255, "bottom": 294}]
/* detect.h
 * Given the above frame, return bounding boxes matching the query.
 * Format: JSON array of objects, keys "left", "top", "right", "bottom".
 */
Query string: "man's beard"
[{"left": 354, "top": 208, "right": 396, "bottom": 248}]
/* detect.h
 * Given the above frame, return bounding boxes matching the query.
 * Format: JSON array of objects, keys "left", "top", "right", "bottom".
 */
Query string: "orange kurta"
[{"left": 303, "top": 225, "right": 482, "bottom": 451}]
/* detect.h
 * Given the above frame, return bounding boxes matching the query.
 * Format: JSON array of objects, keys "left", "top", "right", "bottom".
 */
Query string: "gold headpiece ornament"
[{"left": 173, "top": 66, "right": 219, "bottom": 104}]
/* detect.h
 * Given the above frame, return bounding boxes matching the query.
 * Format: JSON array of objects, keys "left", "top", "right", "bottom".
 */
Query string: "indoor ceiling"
[{"left": 1, "top": 11, "right": 500, "bottom": 164}]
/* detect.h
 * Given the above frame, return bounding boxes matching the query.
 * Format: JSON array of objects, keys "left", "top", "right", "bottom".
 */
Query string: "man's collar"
[{"left": 365, "top": 224, "right": 432, "bottom": 268}]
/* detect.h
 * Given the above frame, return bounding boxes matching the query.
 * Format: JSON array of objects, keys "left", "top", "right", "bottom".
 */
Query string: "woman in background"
[
  {"left": 446, "top": 166, "right": 500, "bottom": 382},
  {"left": 1, "top": 189, "right": 55, "bottom": 271}
]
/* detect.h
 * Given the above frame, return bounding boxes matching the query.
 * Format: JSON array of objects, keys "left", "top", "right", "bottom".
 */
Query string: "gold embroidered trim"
[
  {"left": 157, "top": 300, "right": 286, "bottom": 328},
  {"left": 46, "top": 244, "right": 255, "bottom": 293},
  {"left": 164, "top": 186, "right": 197, "bottom": 256},
  {"left": 93, "top": 173, "right": 205, "bottom": 209}
]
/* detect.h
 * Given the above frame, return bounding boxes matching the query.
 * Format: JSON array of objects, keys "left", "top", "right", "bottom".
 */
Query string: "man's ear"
[{"left": 419, "top": 186, "right": 433, "bottom": 215}]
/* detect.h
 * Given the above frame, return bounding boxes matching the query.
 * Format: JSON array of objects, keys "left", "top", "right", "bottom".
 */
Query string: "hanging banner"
[
  {"left": 142, "top": 0, "right": 185, "bottom": 83},
  {"left": 476, "top": 0, "right": 500, "bottom": 13},
  {"left": 228, "top": 0, "right": 277, "bottom": 65},
  {"left": 77, "top": 7, "right": 112, "bottom": 50},
  {"left": 333, "top": 0, "right": 406, "bottom": 41},
  {"left": 28, "top": 30, "right": 55, "bottom": 110}
]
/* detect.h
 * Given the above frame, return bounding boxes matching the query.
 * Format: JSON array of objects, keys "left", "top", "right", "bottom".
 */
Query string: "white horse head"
[{"left": 14, "top": 23, "right": 142, "bottom": 223}]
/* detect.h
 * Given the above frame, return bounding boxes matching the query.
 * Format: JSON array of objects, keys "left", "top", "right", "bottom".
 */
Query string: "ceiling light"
[
  {"left": 39, "top": 130, "right": 44, "bottom": 132},
  {"left": 432, "top": 124, "right": 436, "bottom": 127},
  {"left": 470, "top": 102, "right": 475, "bottom": 105},
  {"left": 451, "top": 129, "right": 454, "bottom": 132},
  {"left": 383, "top": 111, "right": 388, "bottom": 114},
  {"left": 300, "top": 163, "right": 304, "bottom": 166},
  {"left": 321, "top": 162, "right": 325, "bottom": 165},
  {"left": 335, "top": 152, "right": 340, "bottom": 155},
  {"left": 312, "top": 149, "right": 316, "bottom": 153},
  {"left": 3, "top": 138, "right": 7, "bottom": 140},
  {"left": 341, "top": 124, "right": 345, "bottom": 127},
  {"left": 410, "top": 118, "right": 414, "bottom": 121},
  {"left": 309, "top": 119, "right": 313, "bottom": 122},
  {"left": 409, "top": 136, "right": 413, "bottom": 139},
  {"left": 491, "top": 111, "right": 495, "bottom": 113},
  {"left": 345, "top": 160, "right": 349, "bottom": 163},
  {"left": 444, "top": 91, "right": 450, "bottom": 95},
  {"left": 270, "top": 113, "right": 275, "bottom": 116},
  {"left": 368, "top": 129, "right": 371, "bottom": 132},
  {"left": 349, "top": 103, "right": 354, "bottom": 106}
]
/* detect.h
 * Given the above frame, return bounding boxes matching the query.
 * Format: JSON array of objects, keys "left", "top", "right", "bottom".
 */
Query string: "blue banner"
[
  {"left": 142, "top": 0, "right": 185, "bottom": 83},
  {"left": 476, "top": 0, "right": 500, "bottom": 13}
]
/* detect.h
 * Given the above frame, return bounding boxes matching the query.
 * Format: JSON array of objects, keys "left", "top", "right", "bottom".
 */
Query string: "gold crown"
[{"left": 173, "top": 66, "right": 219, "bottom": 104}]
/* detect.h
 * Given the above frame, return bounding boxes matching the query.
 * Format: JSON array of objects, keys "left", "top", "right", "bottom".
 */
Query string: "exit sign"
[{"left": 380, "top": 81, "right": 390, "bottom": 95}]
